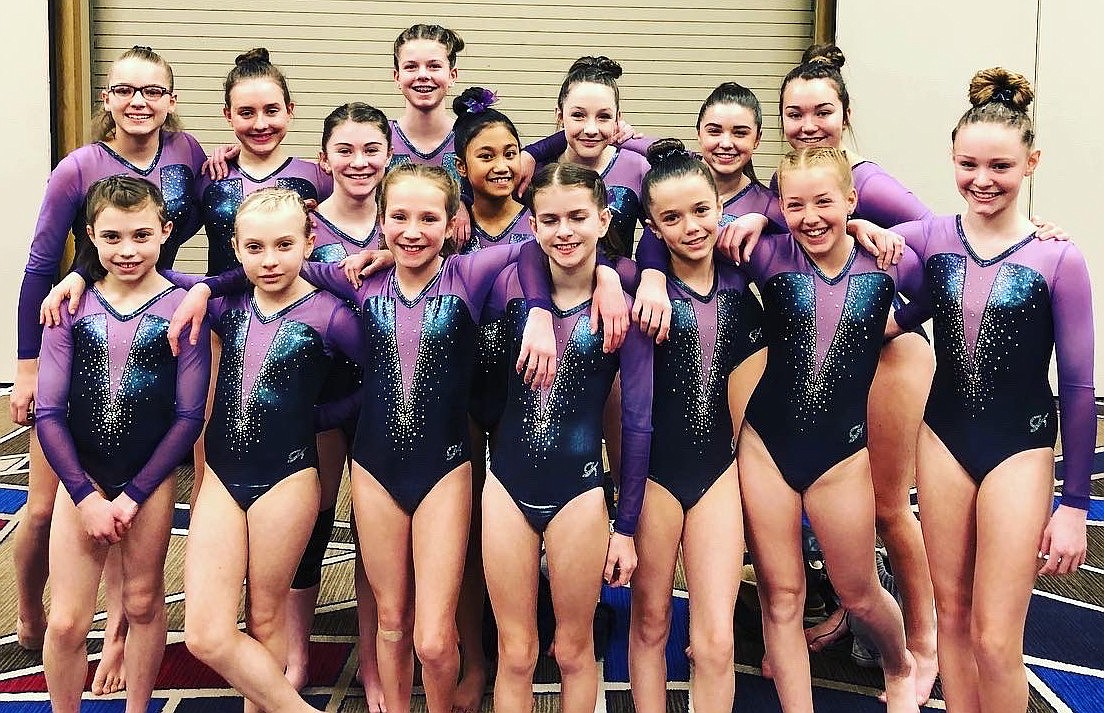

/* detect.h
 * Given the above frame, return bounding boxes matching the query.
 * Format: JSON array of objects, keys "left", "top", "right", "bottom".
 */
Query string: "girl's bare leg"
[
  {"left": 628, "top": 480, "right": 683, "bottom": 713},
  {"left": 350, "top": 463, "right": 414, "bottom": 713},
  {"left": 972, "top": 449, "right": 1053, "bottom": 713},
  {"left": 544, "top": 488, "right": 609, "bottom": 713},
  {"left": 868, "top": 333, "right": 938, "bottom": 703},
  {"left": 184, "top": 469, "right": 319, "bottom": 713},
  {"left": 803, "top": 451, "right": 917, "bottom": 713},
  {"left": 241, "top": 471, "right": 320, "bottom": 713},
  {"left": 118, "top": 476, "right": 176, "bottom": 713},
  {"left": 916, "top": 425, "right": 981, "bottom": 713},
  {"left": 482, "top": 473, "right": 541, "bottom": 713},
  {"left": 454, "top": 421, "right": 490, "bottom": 713},
  {"left": 285, "top": 427, "right": 346, "bottom": 691},
  {"left": 43, "top": 488, "right": 109, "bottom": 713},
  {"left": 14, "top": 431, "right": 57, "bottom": 649},
  {"left": 682, "top": 465, "right": 743, "bottom": 713},
  {"left": 351, "top": 518, "right": 385, "bottom": 712},
  {"left": 738, "top": 425, "right": 812, "bottom": 713}
]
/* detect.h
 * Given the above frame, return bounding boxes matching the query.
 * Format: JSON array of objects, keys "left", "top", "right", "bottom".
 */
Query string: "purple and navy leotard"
[
  {"left": 202, "top": 288, "right": 363, "bottom": 510},
  {"left": 36, "top": 284, "right": 211, "bottom": 505},
  {"left": 198, "top": 158, "right": 332, "bottom": 275},
  {"left": 387, "top": 119, "right": 461, "bottom": 185},
  {"left": 650, "top": 263, "right": 765, "bottom": 509},
  {"left": 19, "top": 131, "right": 208, "bottom": 359},
  {"left": 462, "top": 207, "right": 536, "bottom": 430},
  {"left": 743, "top": 236, "right": 924, "bottom": 492},
  {"left": 893, "top": 215, "right": 1095, "bottom": 509},
  {"left": 309, "top": 210, "right": 382, "bottom": 263},
  {"left": 487, "top": 265, "right": 654, "bottom": 535},
  {"left": 294, "top": 241, "right": 543, "bottom": 514}
]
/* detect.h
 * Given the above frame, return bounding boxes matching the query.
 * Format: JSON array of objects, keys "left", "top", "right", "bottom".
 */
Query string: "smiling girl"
[
  {"left": 14, "top": 44, "right": 207, "bottom": 695},
  {"left": 739, "top": 147, "right": 922, "bottom": 713},
  {"left": 38, "top": 176, "right": 209, "bottom": 713},
  {"left": 200, "top": 48, "right": 332, "bottom": 276},
  {"left": 887, "top": 69, "right": 1094, "bottom": 713},
  {"left": 627, "top": 140, "right": 766, "bottom": 713},
  {"left": 482, "top": 162, "right": 651, "bottom": 713}
]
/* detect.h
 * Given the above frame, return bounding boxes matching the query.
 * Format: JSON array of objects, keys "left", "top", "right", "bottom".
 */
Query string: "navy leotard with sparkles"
[
  {"left": 488, "top": 266, "right": 654, "bottom": 535},
  {"left": 894, "top": 215, "right": 1095, "bottom": 509},
  {"left": 198, "top": 158, "right": 332, "bottom": 275},
  {"left": 743, "top": 236, "right": 924, "bottom": 491},
  {"left": 36, "top": 285, "right": 210, "bottom": 504},
  {"left": 461, "top": 207, "right": 536, "bottom": 430},
  {"left": 651, "top": 264, "right": 765, "bottom": 509},
  {"left": 297, "top": 242, "right": 539, "bottom": 514},
  {"left": 204, "top": 289, "right": 363, "bottom": 509}
]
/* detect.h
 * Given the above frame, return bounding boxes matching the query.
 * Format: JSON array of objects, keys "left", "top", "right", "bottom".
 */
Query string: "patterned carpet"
[{"left": 0, "top": 390, "right": 1100, "bottom": 712}]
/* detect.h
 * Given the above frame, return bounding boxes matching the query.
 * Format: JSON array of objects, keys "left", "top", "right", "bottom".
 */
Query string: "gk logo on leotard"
[
  {"left": 446, "top": 443, "right": 462, "bottom": 461},
  {"left": 583, "top": 461, "right": 599, "bottom": 481},
  {"left": 848, "top": 423, "right": 865, "bottom": 443},
  {"left": 1029, "top": 414, "right": 1048, "bottom": 433},
  {"left": 749, "top": 328, "right": 763, "bottom": 343},
  {"left": 287, "top": 447, "right": 308, "bottom": 464}
]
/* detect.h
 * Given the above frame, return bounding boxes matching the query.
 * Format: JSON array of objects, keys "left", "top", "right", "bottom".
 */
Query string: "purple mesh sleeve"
[
  {"left": 854, "top": 167, "right": 933, "bottom": 227},
  {"left": 886, "top": 221, "right": 933, "bottom": 331},
  {"left": 19, "top": 156, "right": 86, "bottom": 358},
  {"left": 516, "top": 242, "right": 629, "bottom": 312},
  {"left": 523, "top": 131, "right": 567, "bottom": 163},
  {"left": 200, "top": 267, "right": 250, "bottom": 296},
  {"left": 122, "top": 321, "right": 211, "bottom": 503},
  {"left": 618, "top": 136, "right": 656, "bottom": 156},
  {"left": 34, "top": 309, "right": 96, "bottom": 504},
  {"left": 635, "top": 226, "right": 669, "bottom": 272},
  {"left": 315, "top": 302, "right": 366, "bottom": 429},
  {"left": 1052, "top": 245, "right": 1096, "bottom": 510},
  {"left": 161, "top": 269, "right": 207, "bottom": 290},
  {"left": 610, "top": 256, "right": 641, "bottom": 294},
  {"left": 316, "top": 388, "right": 362, "bottom": 432},
  {"left": 465, "top": 240, "right": 539, "bottom": 310},
  {"left": 299, "top": 262, "right": 363, "bottom": 305},
  {"left": 613, "top": 312, "right": 654, "bottom": 536}
]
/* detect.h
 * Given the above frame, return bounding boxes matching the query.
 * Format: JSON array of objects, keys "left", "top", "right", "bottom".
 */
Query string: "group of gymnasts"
[{"left": 9, "top": 20, "right": 1094, "bottom": 713}]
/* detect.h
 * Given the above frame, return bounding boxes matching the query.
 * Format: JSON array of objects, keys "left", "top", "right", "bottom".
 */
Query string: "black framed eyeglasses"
[{"left": 108, "top": 84, "right": 173, "bottom": 101}]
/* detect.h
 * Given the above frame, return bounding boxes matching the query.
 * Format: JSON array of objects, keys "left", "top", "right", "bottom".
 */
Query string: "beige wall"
[
  {"left": 1, "top": 5, "right": 52, "bottom": 382},
  {"left": 838, "top": 1, "right": 1104, "bottom": 395}
]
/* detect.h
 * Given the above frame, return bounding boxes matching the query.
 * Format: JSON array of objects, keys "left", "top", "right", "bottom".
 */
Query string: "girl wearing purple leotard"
[
  {"left": 388, "top": 24, "right": 473, "bottom": 241},
  {"left": 626, "top": 141, "right": 766, "bottom": 713},
  {"left": 14, "top": 45, "right": 206, "bottom": 692},
  {"left": 740, "top": 148, "right": 921, "bottom": 713},
  {"left": 774, "top": 45, "right": 938, "bottom": 690},
  {"left": 483, "top": 162, "right": 650, "bottom": 713},
  {"left": 885, "top": 69, "right": 1094, "bottom": 713},
  {"left": 283, "top": 102, "right": 390, "bottom": 707},
  {"left": 38, "top": 177, "right": 209, "bottom": 713},
  {"left": 450, "top": 87, "right": 534, "bottom": 711},
  {"left": 181, "top": 189, "right": 363, "bottom": 713},
  {"left": 200, "top": 48, "right": 332, "bottom": 276}
]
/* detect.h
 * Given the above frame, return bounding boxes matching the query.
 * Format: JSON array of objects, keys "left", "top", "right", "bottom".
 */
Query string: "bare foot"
[
  {"left": 356, "top": 663, "right": 387, "bottom": 713},
  {"left": 805, "top": 608, "right": 849, "bottom": 653},
  {"left": 882, "top": 650, "right": 920, "bottom": 713},
  {"left": 91, "top": 634, "right": 126, "bottom": 695},
  {"left": 452, "top": 664, "right": 487, "bottom": 713},
  {"left": 911, "top": 646, "right": 938, "bottom": 706},
  {"left": 16, "top": 616, "right": 46, "bottom": 651}
]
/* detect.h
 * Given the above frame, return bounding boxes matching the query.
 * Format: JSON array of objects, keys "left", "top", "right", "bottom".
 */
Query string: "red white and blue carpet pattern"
[{"left": 0, "top": 393, "right": 1100, "bottom": 712}]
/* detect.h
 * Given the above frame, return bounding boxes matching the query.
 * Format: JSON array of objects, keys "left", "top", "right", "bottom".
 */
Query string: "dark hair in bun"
[
  {"left": 451, "top": 86, "right": 521, "bottom": 161},
  {"left": 779, "top": 43, "right": 850, "bottom": 127},
  {"left": 952, "top": 67, "right": 1035, "bottom": 147},
  {"left": 641, "top": 138, "right": 717, "bottom": 221},
  {"left": 224, "top": 47, "right": 291, "bottom": 108},
  {"left": 557, "top": 55, "right": 624, "bottom": 110}
]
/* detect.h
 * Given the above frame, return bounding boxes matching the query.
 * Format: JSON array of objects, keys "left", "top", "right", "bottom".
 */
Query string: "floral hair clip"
[{"left": 463, "top": 88, "right": 499, "bottom": 114}]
